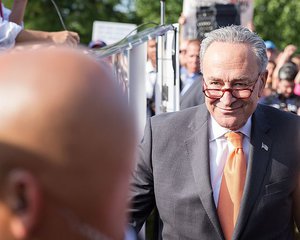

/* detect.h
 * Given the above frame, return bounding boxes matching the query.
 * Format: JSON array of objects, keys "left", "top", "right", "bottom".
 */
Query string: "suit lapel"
[
  {"left": 185, "top": 105, "right": 224, "bottom": 239},
  {"left": 233, "top": 105, "right": 272, "bottom": 239}
]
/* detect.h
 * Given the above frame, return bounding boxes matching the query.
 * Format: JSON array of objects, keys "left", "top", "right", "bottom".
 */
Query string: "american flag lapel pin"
[{"left": 261, "top": 142, "right": 269, "bottom": 151}]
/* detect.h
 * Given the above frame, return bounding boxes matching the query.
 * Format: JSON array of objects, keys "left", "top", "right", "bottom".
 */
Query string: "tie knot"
[{"left": 225, "top": 131, "right": 243, "bottom": 149}]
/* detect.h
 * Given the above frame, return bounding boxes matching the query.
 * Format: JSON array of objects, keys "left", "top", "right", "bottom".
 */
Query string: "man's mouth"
[{"left": 215, "top": 105, "right": 243, "bottom": 113}]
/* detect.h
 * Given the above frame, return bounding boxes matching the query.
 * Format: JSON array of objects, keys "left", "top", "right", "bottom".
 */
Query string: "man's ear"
[
  {"left": 6, "top": 169, "right": 42, "bottom": 239},
  {"left": 258, "top": 70, "right": 268, "bottom": 97}
]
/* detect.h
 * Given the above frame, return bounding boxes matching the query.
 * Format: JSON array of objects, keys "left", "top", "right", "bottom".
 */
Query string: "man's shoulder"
[{"left": 150, "top": 103, "right": 207, "bottom": 128}]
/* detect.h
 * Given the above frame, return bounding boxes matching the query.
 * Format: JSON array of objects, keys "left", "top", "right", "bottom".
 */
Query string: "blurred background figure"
[
  {"left": 261, "top": 59, "right": 276, "bottom": 98},
  {"left": 0, "top": 46, "right": 136, "bottom": 240},
  {"left": 270, "top": 44, "right": 297, "bottom": 90},
  {"left": 0, "top": 0, "right": 80, "bottom": 50},
  {"left": 265, "top": 60, "right": 276, "bottom": 89},
  {"left": 260, "top": 62, "right": 300, "bottom": 115},
  {"left": 291, "top": 55, "right": 300, "bottom": 97},
  {"left": 179, "top": 39, "right": 190, "bottom": 75},
  {"left": 179, "top": 39, "right": 205, "bottom": 109},
  {"left": 145, "top": 38, "right": 157, "bottom": 117},
  {"left": 264, "top": 40, "right": 278, "bottom": 62},
  {"left": 180, "top": 39, "right": 201, "bottom": 95}
]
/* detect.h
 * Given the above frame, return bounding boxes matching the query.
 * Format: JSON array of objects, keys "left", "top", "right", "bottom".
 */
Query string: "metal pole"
[
  {"left": 128, "top": 44, "right": 147, "bottom": 139},
  {"left": 160, "top": 0, "right": 165, "bottom": 25},
  {"left": 156, "top": 0, "right": 166, "bottom": 114}
]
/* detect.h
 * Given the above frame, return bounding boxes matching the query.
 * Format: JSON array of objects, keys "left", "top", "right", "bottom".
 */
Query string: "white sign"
[{"left": 92, "top": 21, "right": 137, "bottom": 45}]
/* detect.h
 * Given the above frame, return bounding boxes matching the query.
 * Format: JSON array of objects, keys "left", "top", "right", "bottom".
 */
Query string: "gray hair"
[{"left": 200, "top": 25, "right": 268, "bottom": 73}]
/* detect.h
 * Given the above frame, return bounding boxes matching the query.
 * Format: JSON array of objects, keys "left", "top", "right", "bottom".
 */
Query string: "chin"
[{"left": 217, "top": 118, "right": 244, "bottom": 130}]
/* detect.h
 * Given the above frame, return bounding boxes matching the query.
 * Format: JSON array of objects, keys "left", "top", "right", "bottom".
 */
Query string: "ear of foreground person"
[{"left": 0, "top": 45, "right": 136, "bottom": 240}]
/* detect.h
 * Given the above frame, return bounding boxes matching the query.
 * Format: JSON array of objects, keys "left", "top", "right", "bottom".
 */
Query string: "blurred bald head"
[{"left": 0, "top": 46, "right": 136, "bottom": 240}]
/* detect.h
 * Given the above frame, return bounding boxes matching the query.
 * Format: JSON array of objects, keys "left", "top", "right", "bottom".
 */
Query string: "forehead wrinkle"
[{"left": 205, "top": 75, "right": 254, "bottom": 83}]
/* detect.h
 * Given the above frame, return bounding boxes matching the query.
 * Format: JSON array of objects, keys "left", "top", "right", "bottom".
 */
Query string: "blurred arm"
[
  {"left": 9, "top": 0, "right": 28, "bottom": 25},
  {"left": 272, "top": 45, "right": 297, "bottom": 89},
  {"left": 16, "top": 29, "right": 80, "bottom": 46}
]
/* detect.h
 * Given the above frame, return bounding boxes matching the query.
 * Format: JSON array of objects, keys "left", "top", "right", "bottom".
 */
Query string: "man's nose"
[{"left": 219, "top": 90, "right": 236, "bottom": 106}]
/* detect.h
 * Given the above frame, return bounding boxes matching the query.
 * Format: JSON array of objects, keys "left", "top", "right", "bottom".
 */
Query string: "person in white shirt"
[{"left": 0, "top": 0, "right": 79, "bottom": 50}]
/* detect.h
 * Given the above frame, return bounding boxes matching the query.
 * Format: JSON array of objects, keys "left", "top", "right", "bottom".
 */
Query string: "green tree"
[
  {"left": 134, "top": 0, "right": 300, "bottom": 50},
  {"left": 254, "top": 0, "right": 300, "bottom": 51},
  {"left": 4, "top": 0, "right": 140, "bottom": 44},
  {"left": 135, "top": 0, "right": 182, "bottom": 25}
]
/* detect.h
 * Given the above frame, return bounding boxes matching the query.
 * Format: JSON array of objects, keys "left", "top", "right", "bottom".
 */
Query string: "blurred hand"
[
  {"left": 50, "top": 31, "right": 80, "bottom": 46},
  {"left": 283, "top": 44, "right": 297, "bottom": 58},
  {"left": 178, "top": 14, "right": 186, "bottom": 25}
]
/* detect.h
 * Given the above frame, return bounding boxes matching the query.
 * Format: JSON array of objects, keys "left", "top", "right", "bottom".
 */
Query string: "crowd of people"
[
  {"left": 259, "top": 42, "right": 300, "bottom": 115},
  {"left": 1, "top": 1, "right": 300, "bottom": 240}
]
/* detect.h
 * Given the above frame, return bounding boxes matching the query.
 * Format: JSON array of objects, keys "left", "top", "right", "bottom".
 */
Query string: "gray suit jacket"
[
  {"left": 130, "top": 104, "right": 300, "bottom": 239},
  {"left": 180, "top": 75, "right": 205, "bottom": 110}
]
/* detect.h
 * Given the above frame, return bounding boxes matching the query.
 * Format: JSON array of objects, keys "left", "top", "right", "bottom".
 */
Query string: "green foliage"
[
  {"left": 135, "top": 0, "right": 300, "bottom": 50},
  {"left": 135, "top": 0, "right": 182, "bottom": 25},
  {"left": 4, "top": 0, "right": 300, "bottom": 48},
  {"left": 254, "top": 0, "right": 300, "bottom": 51},
  {"left": 4, "top": 0, "right": 140, "bottom": 44}
]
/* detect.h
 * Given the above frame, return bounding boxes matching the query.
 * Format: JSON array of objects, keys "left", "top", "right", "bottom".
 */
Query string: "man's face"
[
  {"left": 179, "top": 40, "right": 189, "bottom": 67},
  {"left": 202, "top": 42, "right": 266, "bottom": 130},
  {"left": 266, "top": 61, "right": 276, "bottom": 85},
  {"left": 186, "top": 43, "right": 200, "bottom": 74},
  {"left": 266, "top": 49, "right": 277, "bottom": 62},
  {"left": 147, "top": 39, "right": 157, "bottom": 66},
  {"left": 278, "top": 79, "right": 295, "bottom": 98}
]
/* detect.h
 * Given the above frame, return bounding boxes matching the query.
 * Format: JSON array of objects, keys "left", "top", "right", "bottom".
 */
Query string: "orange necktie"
[{"left": 217, "top": 132, "right": 247, "bottom": 240}]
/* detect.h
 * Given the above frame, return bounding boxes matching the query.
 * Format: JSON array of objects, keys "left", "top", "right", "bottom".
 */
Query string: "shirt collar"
[{"left": 208, "top": 114, "right": 252, "bottom": 142}]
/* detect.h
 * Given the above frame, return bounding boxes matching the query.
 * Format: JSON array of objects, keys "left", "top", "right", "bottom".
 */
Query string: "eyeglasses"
[{"left": 202, "top": 78, "right": 259, "bottom": 100}]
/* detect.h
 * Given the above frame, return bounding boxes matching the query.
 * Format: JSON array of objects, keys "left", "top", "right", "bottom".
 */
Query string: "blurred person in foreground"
[
  {"left": 0, "top": 45, "right": 136, "bottom": 240},
  {"left": 260, "top": 62, "right": 300, "bottom": 115},
  {"left": 130, "top": 25, "right": 300, "bottom": 239},
  {"left": 0, "top": 0, "right": 79, "bottom": 50}
]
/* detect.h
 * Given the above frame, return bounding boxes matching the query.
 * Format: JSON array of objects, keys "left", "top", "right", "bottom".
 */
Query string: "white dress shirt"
[
  {"left": 145, "top": 60, "right": 157, "bottom": 99},
  {"left": 0, "top": 3, "right": 23, "bottom": 51},
  {"left": 208, "top": 115, "right": 252, "bottom": 206}
]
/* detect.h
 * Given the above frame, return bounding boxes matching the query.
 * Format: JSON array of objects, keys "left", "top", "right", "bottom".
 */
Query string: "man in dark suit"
[{"left": 130, "top": 25, "right": 300, "bottom": 239}]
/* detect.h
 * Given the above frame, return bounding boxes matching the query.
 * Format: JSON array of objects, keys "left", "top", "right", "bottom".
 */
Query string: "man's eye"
[
  {"left": 233, "top": 83, "right": 247, "bottom": 88},
  {"left": 209, "top": 82, "right": 222, "bottom": 86}
]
